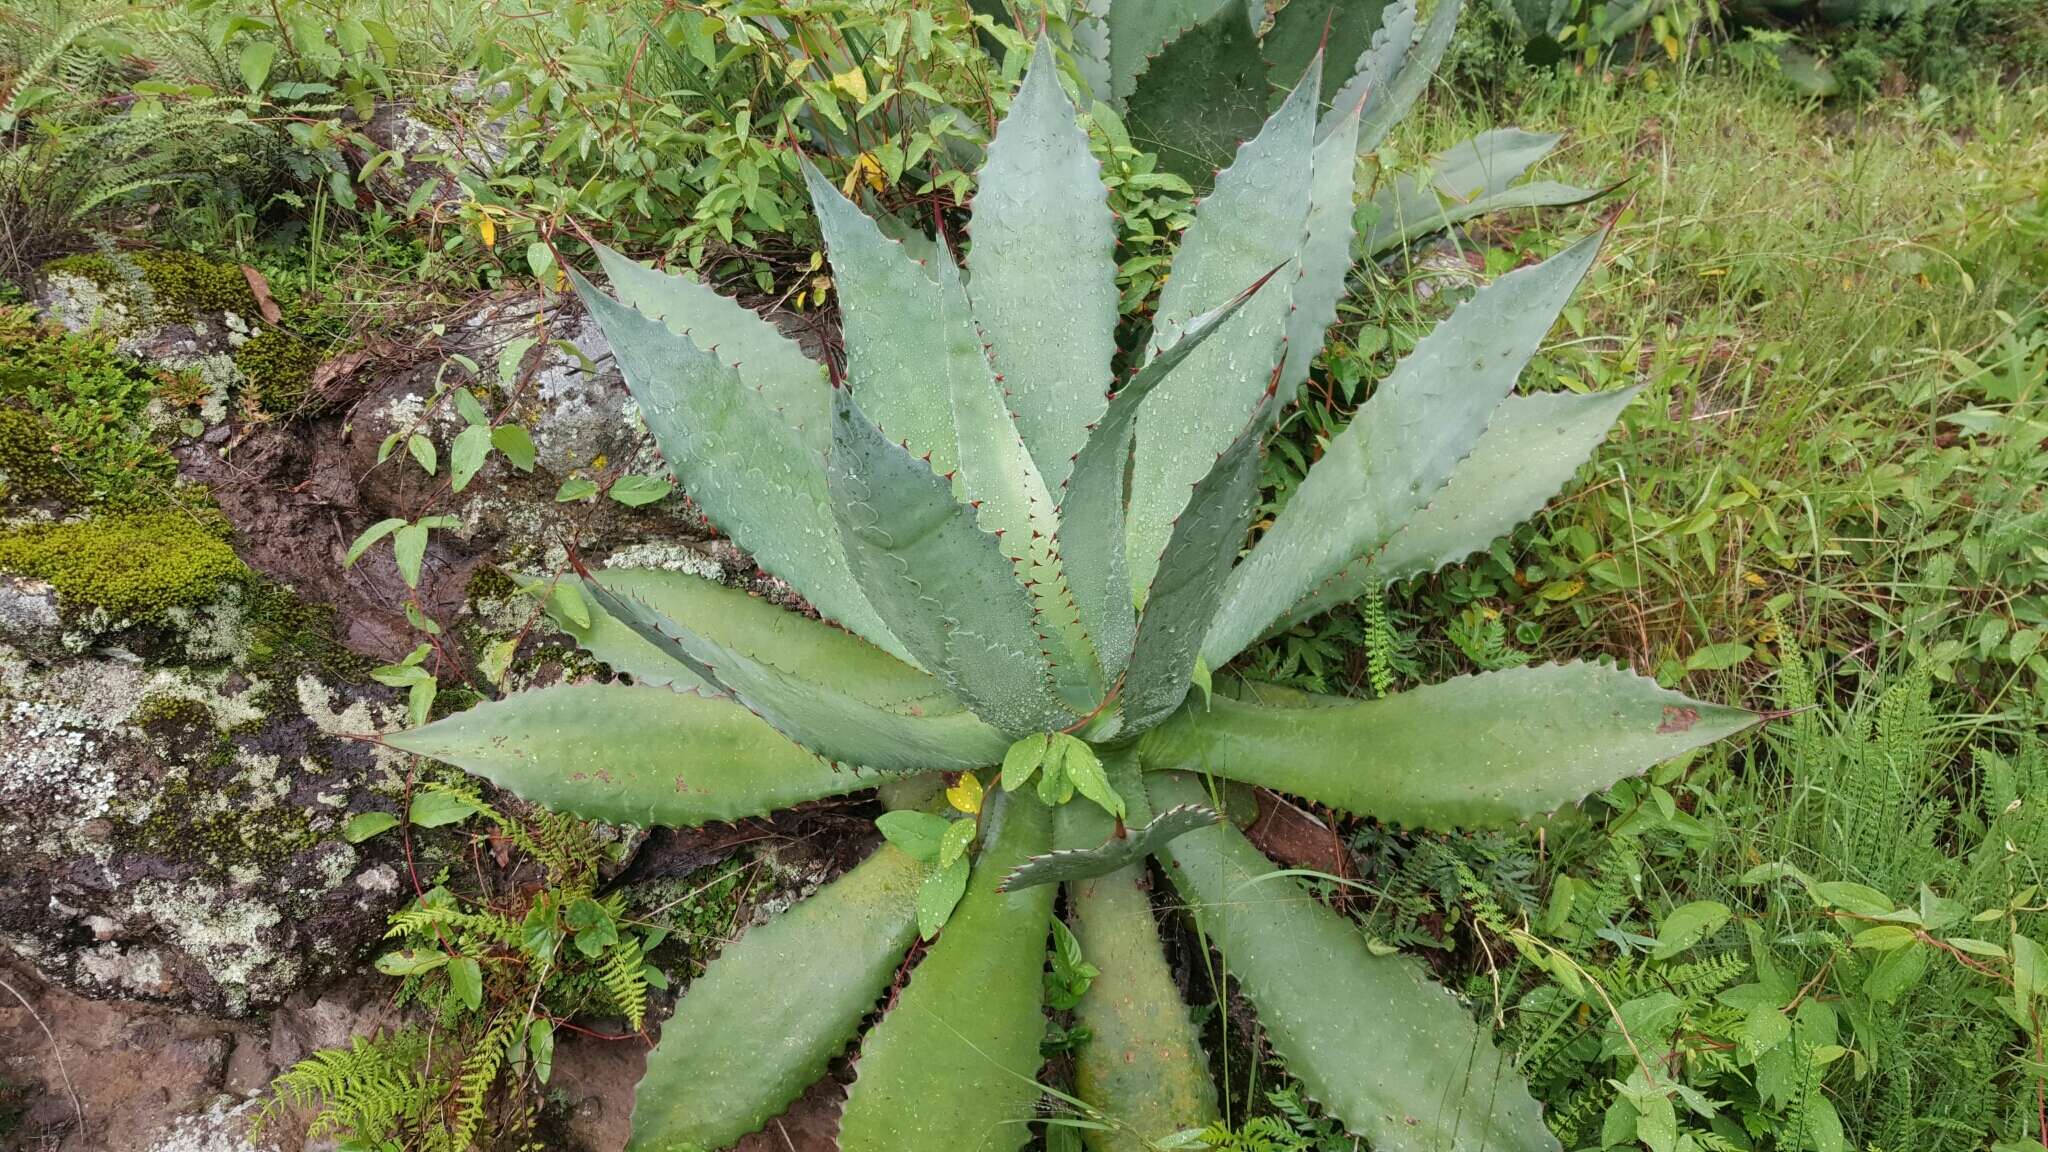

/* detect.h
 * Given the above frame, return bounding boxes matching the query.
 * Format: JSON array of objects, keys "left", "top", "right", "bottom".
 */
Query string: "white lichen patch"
[
  {"left": 78, "top": 942, "right": 169, "bottom": 997},
  {"left": 294, "top": 674, "right": 407, "bottom": 785},
  {"left": 41, "top": 271, "right": 137, "bottom": 335},
  {"left": 603, "top": 541, "right": 726, "bottom": 580},
  {"left": 146, "top": 1095, "right": 269, "bottom": 1152},
  {"left": 130, "top": 879, "right": 295, "bottom": 1016}
]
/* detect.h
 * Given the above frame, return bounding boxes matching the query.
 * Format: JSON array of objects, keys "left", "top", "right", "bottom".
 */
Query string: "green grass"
[
  {"left": 1254, "top": 59, "right": 2046, "bottom": 722},
  {"left": 1218, "top": 54, "right": 2048, "bottom": 1152}
]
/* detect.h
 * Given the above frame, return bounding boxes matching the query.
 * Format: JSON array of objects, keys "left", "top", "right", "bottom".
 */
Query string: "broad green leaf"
[
  {"left": 344, "top": 517, "right": 405, "bottom": 568},
  {"left": 1002, "top": 734, "right": 1051, "bottom": 792},
  {"left": 407, "top": 789, "right": 477, "bottom": 828},
  {"left": 1652, "top": 900, "right": 1732, "bottom": 960},
  {"left": 967, "top": 37, "right": 1116, "bottom": 496},
  {"left": 1148, "top": 771, "right": 1557, "bottom": 1152},
  {"left": 570, "top": 270, "right": 908, "bottom": 664},
  {"left": 1061, "top": 736, "right": 1125, "bottom": 820},
  {"left": 1204, "top": 232, "right": 1605, "bottom": 668},
  {"left": 238, "top": 39, "right": 276, "bottom": 92},
  {"left": 627, "top": 844, "right": 922, "bottom": 1151},
  {"left": 392, "top": 522, "right": 427, "bottom": 588},
  {"left": 449, "top": 423, "right": 490, "bottom": 492},
  {"left": 876, "top": 810, "right": 950, "bottom": 862},
  {"left": 606, "top": 474, "right": 672, "bottom": 506},
  {"left": 839, "top": 791, "right": 1056, "bottom": 1152},
  {"left": 385, "top": 682, "right": 894, "bottom": 827},
  {"left": 1127, "top": 60, "right": 1317, "bottom": 594},
  {"left": 1138, "top": 664, "right": 1761, "bottom": 828},
  {"left": 448, "top": 955, "right": 483, "bottom": 1011},
  {"left": 490, "top": 424, "right": 536, "bottom": 471},
  {"left": 581, "top": 574, "right": 1008, "bottom": 771},
  {"left": 917, "top": 854, "right": 971, "bottom": 938},
  {"left": 1060, "top": 272, "right": 1278, "bottom": 689},
  {"left": 1062, "top": 769, "right": 1220, "bottom": 1149},
  {"left": 1264, "top": 387, "right": 1637, "bottom": 643},
  {"left": 342, "top": 811, "right": 399, "bottom": 843},
  {"left": 1329, "top": 0, "right": 1415, "bottom": 138},
  {"left": 825, "top": 387, "right": 1076, "bottom": 736},
  {"left": 592, "top": 242, "right": 827, "bottom": 450},
  {"left": 1123, "top": 412, "right": 1264, "bottom": 731}
]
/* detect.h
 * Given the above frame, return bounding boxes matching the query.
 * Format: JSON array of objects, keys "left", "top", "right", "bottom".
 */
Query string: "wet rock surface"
[{"left": 4, "top": 252, "right": 868, "bottom": 1151}]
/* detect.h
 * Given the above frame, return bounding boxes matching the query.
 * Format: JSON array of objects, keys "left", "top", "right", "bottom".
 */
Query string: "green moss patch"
[
  {"left": 0, "top": 510, "right": 245, "bottom": 619},
  {"left": 233, "top": 327, "right": 328, "bottom": 412},
  {"left": 136, "top": 251, "right": 257, "bottom": 321},
  {"left": 0, "top": 307, "right": 178, "bottom": 501}
]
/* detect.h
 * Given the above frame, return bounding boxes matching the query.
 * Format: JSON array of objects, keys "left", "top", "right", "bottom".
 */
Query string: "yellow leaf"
[
  {"left": 1743, "top": 571, "right": 1766, "bottom": 587},
  {"left": 1662, "top": 34, "right": 1680, "bottom": 61},
  {"left": 839, "top": 153, "right": 886, "bottom": 197},
  {"left": 830, "top": 68, "right": 870, "bottom": 104},
  {"left": 478, "top": 214, "right": 496, "bottom": 249},
  {"left": 946, "top": 773, "right": 984, "bottom": 815}
]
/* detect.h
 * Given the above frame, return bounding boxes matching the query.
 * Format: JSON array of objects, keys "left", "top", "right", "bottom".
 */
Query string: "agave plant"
[
  {"left": 388, "top": 35, "right": 1758, "bottom": 1152},
  {"left": 1011, "top": 0, "right": 1463, "bottom": 180}
]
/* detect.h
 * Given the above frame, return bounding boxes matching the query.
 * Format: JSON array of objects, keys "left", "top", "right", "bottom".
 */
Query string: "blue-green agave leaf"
[
  {"left": 825, "top": 386, "right": 1078, "bottom": 737},
  {"left": 581, "top": 573, "right": 1009, "bottom": 771},
  {"left": 1148, "top": 770, "right": 1561, "bottom": 1152},
  {"left": 627, "top": 843, "right": 922, "bottom": 1150},
  {"left": 1203, "top": 230, "right": 1605, "bottom": 669},
  {"left": 967, "top": 36, "right": 1117, "bottom": 496},
  {"left": 1273, "top": 387, "right": 1640, "bottom": 636},
  {"left": 1139, "top": 663, "right": 1761, "bottom": 828},
  {"left": 569, "top": 270, "right": 907, "bottom": 665},
  {"left": 384, "top": 683, "right": 886, "bottom": 827},
  {"left": 1126, "top": 55, "right": 1318, "bottom": 593},
  {"left": 838, "top": 790, "right": 1056, "bottom": 1152}
]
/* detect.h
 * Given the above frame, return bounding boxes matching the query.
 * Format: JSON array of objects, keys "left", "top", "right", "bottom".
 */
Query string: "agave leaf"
[
  {"left": 1203, "top": 231, "right": 1605, "bottom": 669},
  {"left": 1345, "top": 0, "right": 1462, "bottom": 157},
  {"left": 999, "top": 805, "right": 1218, "bottom": 891},
  {"left": 1258, "top": 0, "right": 1403, "bottom": 109},
  {"left": 1139, "top": 663, "right": 1761, "bottom": 828},
  {"left": 968, "top": 36, "right": 1117, "bottom": 496},
  {"left": 1273, "top": 387, "right": 1639, "bottom": 636},
  {"left": 384, "top": 683, "right": 887, "bottom": 827},
  {"left": 627, "top": 843, "right": 922, "bottom": 1151},
  {"left": 581, "top": 574, "right": 1010, "bottom": 771},
  {"left": 1278, "top": 87, "right": 1364, "bottom": 400},
  {"left": 1123, "top": 403, "right": 1266, "bottom": 731},
  {"left": 555, "top": 567, "right": 971, "bottom": 716},
  {"left": 1121, "top": 1, "right": 1269, "bottom": 179},
  {"left": 1365, "top": 177, "right": 1609, "bottom": 256},
  {"left": 838, "top": 790, "right": 1056, "bottom": 1152},
  {"left": 1062, "top": 755, "right": 1220, "bottom": 1149},
  {"left": 1059, "top": 271, "right": 1279, "bottom": 689},
  {"left": 1106, "top": 0, "right": 1240, "bottom": 103},
  {"left": 590, "top": 242, "right": 827, "bottom": 447},
  {"left": 1148, "top": 771, "right": 1561, "bottom": 1152},
  {"left": 802, "top": 159, "right": 962, "bottom": 473},
  {"left": 569, "top": 271, "right": 908, "bottom": 665},
  {"left": 825, "top": 387, "right": 1077, "bottom": 737},
  {"left": 1126, "top": 59, "right": 1318, "bottom": 593},
  {"left": 1329, "top": 0, "right": 1414, "bottom": 138},
  {"left": 1362, "top": 129, "right": 1605, "bottom": 256},
  {"left": 808, "top": 157, "right": 1098, "bottom": 700}
]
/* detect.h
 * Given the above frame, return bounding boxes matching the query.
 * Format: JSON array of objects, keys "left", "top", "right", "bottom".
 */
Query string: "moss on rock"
[
  {"left": 231, "top": 327, "right": 327, "bottom": 412},
  {"left": 0, "top": 509, "right": 245, "bottom": 619},
  {"left": 0, "top": 406, "right": 85, "bottom": 502},
  {"left": 135, "top": 251, "right": 257, "bottom": 321}
]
